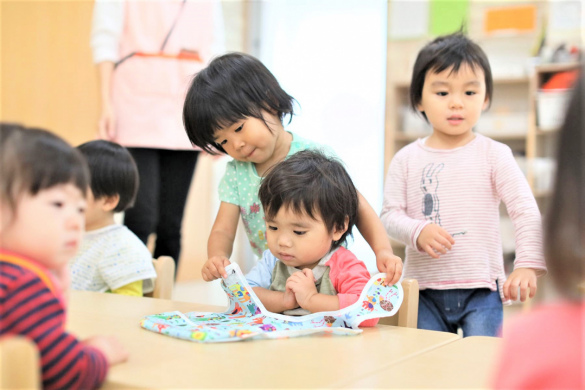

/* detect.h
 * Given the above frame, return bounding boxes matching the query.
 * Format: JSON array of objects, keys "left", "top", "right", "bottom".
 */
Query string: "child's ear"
[
  {"left": 332, "top": 216, "right": 350, "bottom": 242},
  {"left": 482, "top": 97, "right": 490, "bottom": 110},
  {"left": 101, "top": 194, "right": 120, "bottom": 212}
]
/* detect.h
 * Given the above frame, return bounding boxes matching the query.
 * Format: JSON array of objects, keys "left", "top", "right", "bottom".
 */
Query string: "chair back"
[
  {"left": 145, "top": 256, "right": 175, "bottom": 299},
  {"left": 378, "top": 278, "right": 419, "bottom": 328},
  {"left": 0, "top": 336, "right": 41, "bottom": 389}
]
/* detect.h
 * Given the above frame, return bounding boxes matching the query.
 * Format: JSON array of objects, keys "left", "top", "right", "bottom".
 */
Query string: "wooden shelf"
[
  {"left": 535, "top": 62, "right": 580, "bottom": 74},
  {"left": 533, "top": 189, "right": 552, "bottom": 198},
  {"left": 535, "top": 128, "right": 559, "bottom": 135}
]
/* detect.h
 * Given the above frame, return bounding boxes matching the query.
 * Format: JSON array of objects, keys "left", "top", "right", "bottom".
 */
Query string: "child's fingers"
[
  {"left": 437, "top": 227, "right": 455, "bottom": 244},
  {"left": 430, "top": 240, "right": 447, "bottom": 254},
  {"left": 423, "top": 245, "right": 441, "bottom": 259},
  {"left": 502, "top": 279, "right": 510, "bottom": 300},
  {"left": 383, "top": 262, "right": 395, "bottom": 285},
  {"left": 519, "top": 280, "right": 529, "bottom": 302},
  {"left": 435, "top": 235, "right": 453, "bottom": 250},
  {"left": 529, "top": 279, "right": 537, "bottom": 298}
]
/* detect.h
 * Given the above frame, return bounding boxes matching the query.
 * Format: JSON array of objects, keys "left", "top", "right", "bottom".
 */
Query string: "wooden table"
[
  {"left": 67, "top": 291, "right": 460, "bottom": 389},
  {"left": 341, "top": 336, "right": 502, "bottom": 389}
]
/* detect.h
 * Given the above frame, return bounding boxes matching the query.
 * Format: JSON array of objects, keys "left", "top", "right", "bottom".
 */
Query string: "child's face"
[
  {"left": 84, "top": 189, "right": 117, "bottom": 231},
  {"left": 213, "top": 110, "right": 286, "bottom": 165},
  {"left": 0, "top": 183, "right": 86, "bottom": 269},
  {"left": 417, "top": 63, "right": 489, "bottom": 137},
  {"left": 265, "top": 206, "right": 346, "bottom": 269}
]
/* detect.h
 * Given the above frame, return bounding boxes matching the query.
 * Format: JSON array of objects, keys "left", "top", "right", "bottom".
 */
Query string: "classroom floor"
[{"left": 172, "top": 280, "right": 526, "bottom": 329}]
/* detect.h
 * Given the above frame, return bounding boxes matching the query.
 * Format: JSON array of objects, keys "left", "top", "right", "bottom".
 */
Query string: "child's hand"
[
  {"left": 85, "top": 335, "right": 129, "bottom": 366},
  {"left": 376, "top": 249, "right": 403, "bottom": 286},
  {"left": 286, "top": 269, "right": 318, "bottom": 309},
  {"left": 201, "top": 256, "right": 231, "bottom": 281},
  {"left": 416, "top": 224, "right": 455, "bottom": 258},
  {"left": 283, "top": 286, "right": 299, "bottom": 311},
  {"left": 503, "top": 268, "right": 537, "bottom": 302}
]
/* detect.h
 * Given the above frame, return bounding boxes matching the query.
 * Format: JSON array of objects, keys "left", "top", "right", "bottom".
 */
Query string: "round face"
[
  {"left": 213, "top": 110, "right": 291, "bottom": 175},
  {"left": 417, "top": 63, "right": 489, "bottom": 140},
  {"left": 0, "top": 183, "right": 86, "bottom": 269},
  {"left": 265, "top": 206, "right": 345, "bottom": 269}
]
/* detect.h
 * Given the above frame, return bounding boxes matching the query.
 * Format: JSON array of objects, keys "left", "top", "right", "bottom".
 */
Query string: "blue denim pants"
[{"left": 417, "top": 287, "right": 503, "bottom": 337}]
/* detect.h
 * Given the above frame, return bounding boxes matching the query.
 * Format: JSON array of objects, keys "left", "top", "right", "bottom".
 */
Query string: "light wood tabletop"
[
  {"left": 66, "top": 291, "right": 461, "bottom": 389},
  {"left": 341, "top": 336, "right": 502, "bottom": 389}
]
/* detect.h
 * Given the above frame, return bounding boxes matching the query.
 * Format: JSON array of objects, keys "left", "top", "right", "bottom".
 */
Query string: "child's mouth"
[{"left": 447, "top": 116, "right": 464, "bottom": 125}]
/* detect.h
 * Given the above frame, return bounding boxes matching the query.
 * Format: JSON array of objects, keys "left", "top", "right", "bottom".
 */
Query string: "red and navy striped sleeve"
[{"left": 0, "top": 261, "right": 108, "bottom": 390}]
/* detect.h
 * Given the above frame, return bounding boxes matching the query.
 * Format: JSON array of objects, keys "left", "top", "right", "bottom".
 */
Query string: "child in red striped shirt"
[{"left": 0, "top": 124, "right": 128, "bottom": 389}]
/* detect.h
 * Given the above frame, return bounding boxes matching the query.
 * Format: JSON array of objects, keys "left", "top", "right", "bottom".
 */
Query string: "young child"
[
  {"left": 245, "top": 150, "right": 377, "bottom": 326},
  {"left": 183, "top": 52, "right": 402, "bottom": 285},
  {"left": 0, "top": 124, "right": 128, "bottom": 389},
  {"left": 380, "top": 33, "right": 547, "bottom": 336},
  {"left": 70, "top": 140, "right": 156, "bottom": 296},
  {"left": 494, "top": 69, "right": 584, "bottom": 389}
]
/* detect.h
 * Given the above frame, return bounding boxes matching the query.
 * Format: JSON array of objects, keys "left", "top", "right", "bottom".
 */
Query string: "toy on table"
[{"left": 140, "top": 263, "right": 403, "bottom": 343}]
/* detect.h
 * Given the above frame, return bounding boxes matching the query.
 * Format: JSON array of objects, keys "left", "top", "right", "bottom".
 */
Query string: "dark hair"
[
  {"left": 410, "top": 33, "right": 493, "bottom": 121},
  {"left": 259, "top": 150, "right": 358, "bottom": 250},
  {"left": 0, "top": 123, "right": 89, "bottom": 213},
  {"left": 183, "top": 52, "right": 295, "bottom": 154},
  {"left": 544, "top": 68, "right": 584, "bottom": 300},
  {"left": 77, "top": 140, "right": 139, "bottom": 212}
]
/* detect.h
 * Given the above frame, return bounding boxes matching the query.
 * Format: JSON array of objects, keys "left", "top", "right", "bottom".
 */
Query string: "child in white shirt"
[{"left": 70, "top": 140, "right": 156, "bottom": 296}]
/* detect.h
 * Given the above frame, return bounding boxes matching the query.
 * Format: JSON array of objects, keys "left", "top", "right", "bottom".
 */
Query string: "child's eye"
[
  {"left": 234, "top": 124, "right": 243, "bottom": 133},
  {"left": 293, "top": 230, "right": 306, "bottom": 236},
  {"left": 466, "top": 91, "right": 476, "bottom": 96},
  {"left": 268, "top": 226, "right": 277, "bottom": 231},
  {"left": 436, "top": 92, "right": 448, "bottom": 97},
  {"left": 218, "top": 139, "right": 227, "bottom": 146},
  {"left": 78, "top": 207, "right": 86, "bottom": 214},
  {"left": 51, "top": 201, "right": 64, "bottom": 208}
]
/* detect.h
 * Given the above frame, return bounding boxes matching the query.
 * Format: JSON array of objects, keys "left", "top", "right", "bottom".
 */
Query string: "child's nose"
[
  {"left": 66, "top": 212, "right": 82, "bottom": 230},
  {"left": 449, "top": 95, "right": 463, "bottom": 109},
  {"left": 278, "top": 234, "right": 292, "bottom": 247}
]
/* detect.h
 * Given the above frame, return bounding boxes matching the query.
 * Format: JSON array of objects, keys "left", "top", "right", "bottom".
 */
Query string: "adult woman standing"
[{"left": 91, "top": 0, "right": 225, "bottom": 273}]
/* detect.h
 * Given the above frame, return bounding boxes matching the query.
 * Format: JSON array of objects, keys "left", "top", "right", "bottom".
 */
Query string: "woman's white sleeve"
[{"left": 90, "top": 0, "right": 125, "bottom": 64}]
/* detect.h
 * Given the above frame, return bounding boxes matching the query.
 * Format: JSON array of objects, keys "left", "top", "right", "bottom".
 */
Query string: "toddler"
[
  {"left": 0, "top": 124, "right": 127, "bottom": 389},
  {"left": 70, "top": 140, "right": 156, "bottom": 296},
  {"left": 380, "top": 33, "right": 546, "bottom": 336},
  {"left": 183, "top": 52, "right": 402, "bottom": 285},
  {"left": 246, "top": 150, "right": 377, "bottom": 326}
]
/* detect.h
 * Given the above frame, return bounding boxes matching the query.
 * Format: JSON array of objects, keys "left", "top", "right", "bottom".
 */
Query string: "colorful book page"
[{"left": 141, "top": 263, "right": 404, "bottom": 343}]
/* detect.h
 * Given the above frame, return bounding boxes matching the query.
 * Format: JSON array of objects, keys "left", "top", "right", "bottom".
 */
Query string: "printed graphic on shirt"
[{"left": 420, "top": 162, "right": 444, "bottom": 225}]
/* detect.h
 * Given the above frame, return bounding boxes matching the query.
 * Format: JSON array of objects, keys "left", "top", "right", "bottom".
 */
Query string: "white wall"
[{"left": 256, "top": 0, "right": 388, "bottom": 271}]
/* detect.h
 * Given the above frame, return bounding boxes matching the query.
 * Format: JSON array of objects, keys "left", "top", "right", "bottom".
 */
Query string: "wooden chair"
[
  {"left": 378, "top": 278, "right": 419, "bottom": 328},
  {"left": 145, "top": 256, "right": 175, "bottom": 300},
  {"left": 0, "top": 336, "right": 41, "bottom": 389}
]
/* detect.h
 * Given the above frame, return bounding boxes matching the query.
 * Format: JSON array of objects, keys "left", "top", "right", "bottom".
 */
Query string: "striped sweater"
[
  {"left": 381, "top": 134, "right": 547, "bottom": 304},
  {"left": 0, "top": 250, "right": 108, "bottom": 389}
]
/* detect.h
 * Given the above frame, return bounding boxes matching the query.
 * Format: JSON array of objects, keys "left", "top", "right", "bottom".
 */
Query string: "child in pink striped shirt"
[{"left": 381, "top": 33, "right": 546, "bottom": 336}]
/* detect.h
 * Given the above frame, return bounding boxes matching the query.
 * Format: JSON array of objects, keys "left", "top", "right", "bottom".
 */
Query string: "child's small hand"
[
  {"left": 503, "top": 268, "right": 537, "bottom": 302},
  {"left": 376, "top": 249, "right": 403, "bottom": 286},
  {"left": 416, "top": 224, "right": 455, "bottom": 258},
  {"left": 283, "top": 286, "right": 299, "bottom": 311},
  {"left": 286, "top": 269, "right": 318, "bottom": 309},
  {"left": 201, "top": 256, "right": 231, "bottom": 281},
  {"left": 85, "top": 335, "right": 128, "bottom": 366}
]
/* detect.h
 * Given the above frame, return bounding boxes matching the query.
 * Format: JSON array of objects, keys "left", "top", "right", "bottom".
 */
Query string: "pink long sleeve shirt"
[{"left": 380, "top": 135, "right": 546, "bottom": 304}]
